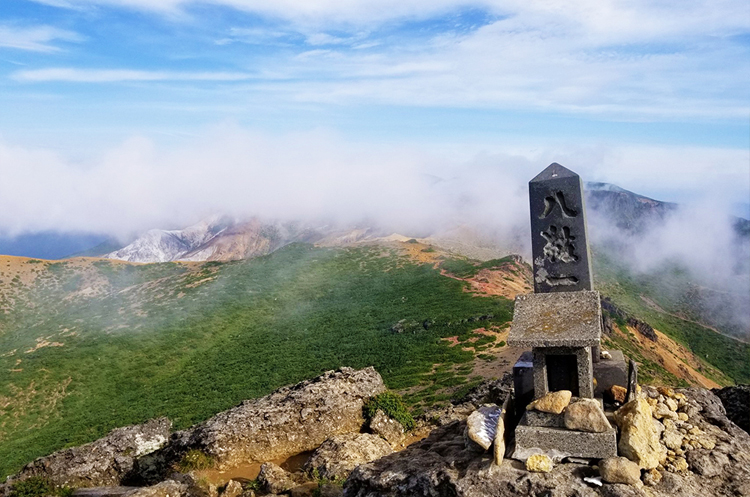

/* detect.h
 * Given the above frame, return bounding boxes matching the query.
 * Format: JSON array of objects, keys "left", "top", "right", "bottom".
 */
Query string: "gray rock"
[
  {"left": 304, "top": 432, "right": 392, "bottom": 481},
  {"left": 686, "top": 449, "right": 730, "bottom": 477},
  {"left": 258, "top": 462, "right": 294, "bottom": 495},
  {"left": 369, "top": 410, "right": 404, "bottom": 445},
  {"left": 11, "top": 418, "right": 171, "bottom": 488},
  {"left": 171, "top": 367, "right": 385, "bottom": 469}
]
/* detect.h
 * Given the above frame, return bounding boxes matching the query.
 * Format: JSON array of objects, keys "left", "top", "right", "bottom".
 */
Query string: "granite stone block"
[
  {"left": 529, "top": 163, "right": 593, "bottom": 293},
  {"left": 508, "top": 291, "right": 602, "bottom": 348},
  {"left": 513, "top": 423, "right": 617, "bottom": 461}
]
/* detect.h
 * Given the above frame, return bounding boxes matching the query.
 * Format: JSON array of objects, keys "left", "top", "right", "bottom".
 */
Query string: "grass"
[
  {"left": 363, "top": 391, "right": 415, "bottom": 431},
  {"left": 440, "top": 256, "right": 519, "bottom": 279},
  {"left": 0, "top": 244, "right": 513, "bottom": 478}
]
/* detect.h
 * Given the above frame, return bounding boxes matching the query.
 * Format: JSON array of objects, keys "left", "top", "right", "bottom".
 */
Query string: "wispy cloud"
[
  {"left": 12, "top": 68, "right": 255, "bottom": 82},
  {"left": 0, "top": 24, "right": 83, "bottom": 52}
]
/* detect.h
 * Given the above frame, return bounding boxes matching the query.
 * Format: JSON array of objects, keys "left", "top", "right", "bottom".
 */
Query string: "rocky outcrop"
[
  {"left": 171, "top": 367, "right": 385, "bottom": 469},
  {"left": 346, "top": 388, "right": 750, "bottom": 496},
  {"left": 627, "top": 318, "right": 657, "bottom": 342},
  {"left": 304, "top": 433, "right": 393, "bottom": 480},
  {"left": 10, "top": 418, "right": 171, "bottom": 488},
  {"left": 712, "top": 384, "right": 750, "bottom": 433}
]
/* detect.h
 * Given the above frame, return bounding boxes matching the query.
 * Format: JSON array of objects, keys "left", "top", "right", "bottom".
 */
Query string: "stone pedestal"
[{"left": 513, "top": 422, "right": 617, "bottom": 461}]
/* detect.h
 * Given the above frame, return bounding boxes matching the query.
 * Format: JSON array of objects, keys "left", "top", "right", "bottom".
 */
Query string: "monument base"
[{"left": 512, "top": 421, "right": 617, "bottom": 461}]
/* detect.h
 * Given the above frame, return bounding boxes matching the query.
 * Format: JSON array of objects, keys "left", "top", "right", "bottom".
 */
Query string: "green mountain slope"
[
  {"left": 0, "top": 244, "right": 513, "bottom": 478},
  {"left": 593, "top": 249, "right": 750, "bottom": 386}
]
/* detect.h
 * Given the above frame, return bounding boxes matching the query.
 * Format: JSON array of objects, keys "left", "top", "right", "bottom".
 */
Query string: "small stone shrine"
[{"left": 509, "top": 163, "right": 629, "bottom": 461}]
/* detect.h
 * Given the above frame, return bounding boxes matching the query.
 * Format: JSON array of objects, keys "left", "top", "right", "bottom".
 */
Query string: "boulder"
[
  {"left": 527, "top": 390, "right": 572, "bottom": 415},
  {"left": 564, "top": 398, "right": 611, "bottom": 433},
  {"left": 258, "top": 462, "right": 294, "bottom": 495},
  {"left": 599, "top": 457, "right": 642, "bottom": 485},
  {"left": 303, "top": 433, "right": 393, "bottom": 481},
  {"left": 614, "top": 399, "right": 666, "bottom": 469},
  {"left": 174, "top": 367, "right": 385, "bottom": 468},
  {"left": 465, "top": 405, "right": 502, "bottom": 450},
  {"left": 369, "top": 410, "right": 404, "bottom": 445},
  {"left": 11, "top": 418, "right": 171, "bottom": 487},
  {"left": 525, "top": 454, "right": 553, "bottom": 473}
]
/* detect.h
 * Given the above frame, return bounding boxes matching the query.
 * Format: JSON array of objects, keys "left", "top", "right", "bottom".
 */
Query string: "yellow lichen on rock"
[{"left": 525, "top": 454, "right": 553, "bottom": 473}]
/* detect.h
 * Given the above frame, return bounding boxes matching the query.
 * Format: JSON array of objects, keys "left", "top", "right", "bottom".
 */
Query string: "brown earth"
[{"left": 614, "top": 324, "right": 724, "bottom": 388}]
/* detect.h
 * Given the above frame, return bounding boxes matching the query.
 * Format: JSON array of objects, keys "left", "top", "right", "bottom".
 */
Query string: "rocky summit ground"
[{"left": 2, "top": 368, "right": 749, "bottom": 497}]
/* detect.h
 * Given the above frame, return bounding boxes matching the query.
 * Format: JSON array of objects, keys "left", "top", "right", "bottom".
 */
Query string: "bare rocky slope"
[{"left": 3, "top": 367, "right": 749, "bottom": 497}]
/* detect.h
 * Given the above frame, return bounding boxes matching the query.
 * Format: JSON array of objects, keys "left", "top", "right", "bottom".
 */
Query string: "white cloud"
[
  {"left": 0, "top": 25, "right": 83, "bottom": 52},
  {"left": 0, "top": 125, "right": 746, "bottom": 239},
  {"left": 12, "top": 68, "right": 255, "bottom": 82}
]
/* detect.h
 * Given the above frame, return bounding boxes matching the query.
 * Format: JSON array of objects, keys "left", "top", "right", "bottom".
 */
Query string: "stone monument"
[{"left": 508, "top": 163, "right": 627, "bottom": 461}]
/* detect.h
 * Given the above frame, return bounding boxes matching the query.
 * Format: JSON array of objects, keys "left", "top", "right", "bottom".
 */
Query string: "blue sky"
[{"left": 0, "top": 0, "right": 749, "bottom": 236}]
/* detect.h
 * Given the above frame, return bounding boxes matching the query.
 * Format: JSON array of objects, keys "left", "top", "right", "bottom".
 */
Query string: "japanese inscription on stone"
[{"left": 529, "top": 163, "right": 593, "bottom": 293}]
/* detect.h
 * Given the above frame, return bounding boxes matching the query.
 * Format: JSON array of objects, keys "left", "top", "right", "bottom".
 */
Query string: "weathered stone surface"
[
  {"left": 258, "top": 462, "right": 294, "bottom": 495},
  {"left": 599, "top": 457, "right": 641, "bottom": 485},
  {"left": 11, "top": 418, "right": 171, "bottom": 487},
  {"left": 525, "top": 454, "right": 553, "bottom": 473},
  {"left": 369, "top": 410, "right": 404, "bottom": 445},
  {"left": 466, "top": 405, "right": 502, "bottom": 450},
  {"left": 614, "top": 399, "right": 666, "bottom": 469},
  {"left": 303, "top": 432, "right": 393, "bottom": 481},
  {"left": 527, "top": 390, "right": 572, "bottom": 414},
  {"left": 594, "top": 350, "right": 628, "bottom": 399},
  {"left": 564, "top": 398, "right": 611, "bottom": 433},
  {"left": 123, "top": 480, "right": 187, "bottom": 497},
  {"left": 513, "top": 423, "right": 617, "bottom": 461},
  {"left": 610, "top": 385, "right": 628, "bottom": 404},
  {"left": 523, "top": 409, "right": 565, "bottom": 428},
  {"left": 686, "top": 449, "right": 730, "bottom": 477},
  {"left": 172, "top": 367, "right": 385, "bottom": 469},
  {"left": 712, "top": 384, "right": 750, "bottom": 434},
  {"left": 509, "top": 292, "right": 601, "bottom": 347},
  {"left": 219, "top": 480, "right": 242, "bottom": 497}
]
